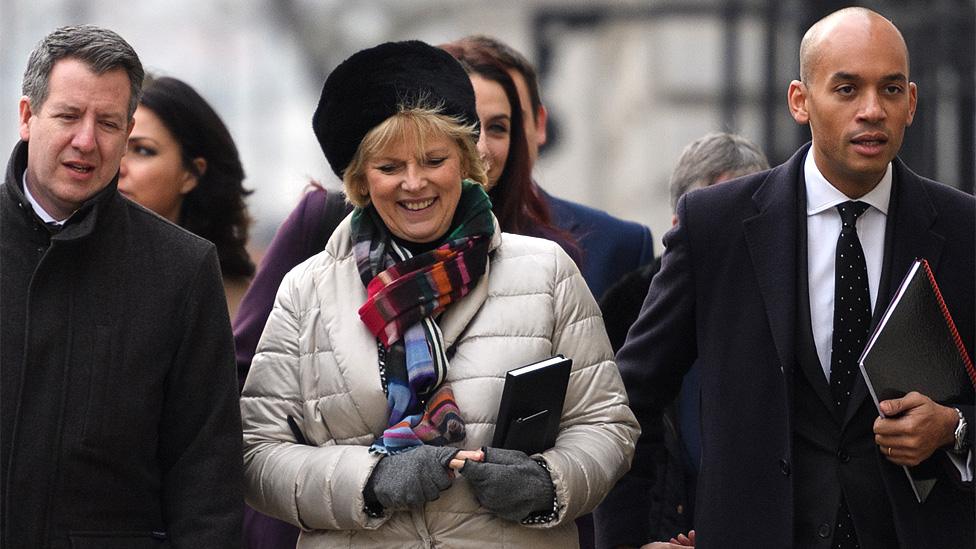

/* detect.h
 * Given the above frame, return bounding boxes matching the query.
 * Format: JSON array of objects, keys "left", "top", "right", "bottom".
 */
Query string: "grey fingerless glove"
[
  {"left": 460, "top": 447, "right": 555, "bottom": 523},
  {"left": 364, "top": 445, "right": 460, "bottom": 512}
]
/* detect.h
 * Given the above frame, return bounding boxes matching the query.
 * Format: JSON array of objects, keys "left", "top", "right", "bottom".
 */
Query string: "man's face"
[
  {"left": 788, "top": 16, "right": 916, "bottom": 197},
  {"left": 19, "top": 58, "right": 133, "bottom": 220},
  {"left": 506, "top": 68, "right": 546, "bottom": 169}
]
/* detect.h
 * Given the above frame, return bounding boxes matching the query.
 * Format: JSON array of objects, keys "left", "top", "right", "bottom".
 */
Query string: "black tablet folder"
[
  {"left": 858, "top": 259, "right": 976, "bottom": 502},
  {"left": 491, "top": 355, "right": 572, "bottom": 455}
]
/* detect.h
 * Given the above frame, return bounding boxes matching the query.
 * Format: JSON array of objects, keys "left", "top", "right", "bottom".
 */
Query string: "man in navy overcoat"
[{"left": 608, "top": 8, "right": 974, "bottom": 549}]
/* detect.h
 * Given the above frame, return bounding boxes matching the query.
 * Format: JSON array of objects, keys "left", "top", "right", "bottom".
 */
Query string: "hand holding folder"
[{"left": 858, "top": 259, "right": 975, "bottom": 502}]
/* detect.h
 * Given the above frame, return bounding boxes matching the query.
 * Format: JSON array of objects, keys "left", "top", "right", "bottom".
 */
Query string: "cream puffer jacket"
[{"left": 241, "top": 215, "right": 640, "bottom": 549}]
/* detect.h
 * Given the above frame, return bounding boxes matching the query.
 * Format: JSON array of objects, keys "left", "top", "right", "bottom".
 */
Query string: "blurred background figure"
[
  {"left": 119, "top": 75, "right": 254, "bottom": 318},
  {"left": 450, "top": 34, "right": 656, "bottom": 301},
  {"left": 439, "top": 38, "right": 580, "bottom": 261},
  {"left": 595, "top": 132, "right": 768, "bottom": 549}
]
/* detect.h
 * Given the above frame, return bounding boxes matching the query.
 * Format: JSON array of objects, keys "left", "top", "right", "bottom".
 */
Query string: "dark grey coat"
[{"left": 1, "top": 141, "right": 243, "bottom": 548}]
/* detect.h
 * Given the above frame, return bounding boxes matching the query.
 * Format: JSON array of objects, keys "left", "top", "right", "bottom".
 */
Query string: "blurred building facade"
[{"left": 1, "top": 0, "right": 972, "bottom": 255}]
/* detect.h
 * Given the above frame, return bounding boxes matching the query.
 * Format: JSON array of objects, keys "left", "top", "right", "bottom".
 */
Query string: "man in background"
[
  {"left": 595, "top": 132, "right": 768, "bottom": 549},
  {"left": 1, "top": 25, "right": 242, "bottom": 547}
]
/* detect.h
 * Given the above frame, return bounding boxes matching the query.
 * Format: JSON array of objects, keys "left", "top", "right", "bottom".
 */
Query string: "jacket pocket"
[
  {"left": 69, "top": 530, "right": 169, "bottom": 549},
  {"left": 81, "top": 325, "right": 114, "bottom": 442}
]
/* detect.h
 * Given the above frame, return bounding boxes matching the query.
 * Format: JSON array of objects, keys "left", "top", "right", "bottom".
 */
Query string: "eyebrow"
[{"left": 829, "top": 71, "right": 908, "bottom": 83}]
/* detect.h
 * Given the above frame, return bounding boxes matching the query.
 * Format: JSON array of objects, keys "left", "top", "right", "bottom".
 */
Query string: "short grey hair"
[
  {"left": 22, "top": 25, "right": 145, "bottom": 117},
  {"left": 669, "top": 132, "right": 769, "bottom": 212}
]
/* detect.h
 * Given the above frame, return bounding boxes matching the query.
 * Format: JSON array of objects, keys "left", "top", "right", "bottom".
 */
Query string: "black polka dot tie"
[{"left": 830, "top": 201, "right": 869, "bottom": 549}]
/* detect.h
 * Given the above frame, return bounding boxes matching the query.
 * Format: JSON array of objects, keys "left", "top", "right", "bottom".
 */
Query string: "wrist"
[{"left": 949, "top": 407, "right": 969, "bottom": 454}]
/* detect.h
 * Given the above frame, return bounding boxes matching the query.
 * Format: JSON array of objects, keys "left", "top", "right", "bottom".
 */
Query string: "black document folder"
[
  {"left": 858, "top": 259, "right": 976, "bottom": 502},
  {"left": 491, "top": 355, "right": 572, "bottom": 455}
]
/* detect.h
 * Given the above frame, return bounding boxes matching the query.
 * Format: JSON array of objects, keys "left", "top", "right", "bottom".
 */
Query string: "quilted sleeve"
[
  {"left": 240, "top": 265, "right": 386, "bottom": 532},
  {"left": 534, "top": 246, "right": 641, "bottom": 525}
]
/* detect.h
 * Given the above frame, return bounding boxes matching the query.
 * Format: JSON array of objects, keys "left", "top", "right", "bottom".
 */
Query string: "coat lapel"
[
  {"left": 843, "top": 159, "right": 943, "bottom": 426},
  {"left": 743, "top": 147, "right": 806, "bottom": 393},
  {"left": 438, "top": 219, "right": 501, "bottom": 352}
]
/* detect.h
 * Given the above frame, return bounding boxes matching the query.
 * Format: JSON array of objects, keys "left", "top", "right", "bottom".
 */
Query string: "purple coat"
[{"left": 234, "top": 187, "right": 350, "bottom": 548}]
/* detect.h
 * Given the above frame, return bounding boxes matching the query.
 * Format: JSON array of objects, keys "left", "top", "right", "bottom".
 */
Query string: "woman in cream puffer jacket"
[{"left": 241, "top": 214, "right": 640, "bottom": 549}]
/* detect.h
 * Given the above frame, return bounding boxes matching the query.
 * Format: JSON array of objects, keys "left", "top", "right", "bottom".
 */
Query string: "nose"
[
  {"left": 401, "top": 162, "right": 426, "bottom": 192},
  {"left": 71, "top": 118, "right": 97, "bottom": 152},
  {"left": 118, "top": 155, "right": 129, "bottom": 179},
  {"left": 857, "top": 90, "right": 886, "bottom": 123}
]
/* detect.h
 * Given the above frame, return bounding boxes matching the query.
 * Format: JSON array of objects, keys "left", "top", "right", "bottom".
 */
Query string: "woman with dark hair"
[
  {"left": 119, "top": 75, "right": 254, "bottom": 317},
  {"left": 438, "top": 42, "right": 579, "bottom": 261}
]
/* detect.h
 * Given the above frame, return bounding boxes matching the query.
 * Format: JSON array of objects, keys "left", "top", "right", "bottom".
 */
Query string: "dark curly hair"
[{"left": 139, "top": 76, "right": 254, "bottom": 280}]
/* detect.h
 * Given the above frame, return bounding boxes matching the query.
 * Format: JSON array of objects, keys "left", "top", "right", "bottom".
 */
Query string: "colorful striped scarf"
[{"left": 352, "top": 180, "right": 494, "bottom": 454}]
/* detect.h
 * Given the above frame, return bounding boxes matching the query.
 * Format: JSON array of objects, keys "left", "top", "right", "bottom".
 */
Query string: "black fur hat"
[{"left": 312, "top": 40, "right": 479, "bottom": 179}]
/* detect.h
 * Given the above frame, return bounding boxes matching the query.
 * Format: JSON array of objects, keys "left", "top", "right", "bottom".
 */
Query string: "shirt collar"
[
  {"left": 804, "top": 148, "right": 891, "bottom": 217},
  {"left": 22, "top": 170, "right": 64, "bottom": 225}
]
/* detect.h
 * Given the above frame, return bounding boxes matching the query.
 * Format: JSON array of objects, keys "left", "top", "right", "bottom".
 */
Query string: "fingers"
[
  {"left": 875, "top": 440, "right": 926, "bottom": 467},
  {"left": 449, "top": 449, "right": 484, "bottom": 470},
  {"left": 874, "top": 396, "right": 956, "bottom": 467},
  {"left": 483, "top": 447, "right": 531, "bottom": 465},
  {"left": 879, "top": 391, "right": 927, "bottom": 417}
]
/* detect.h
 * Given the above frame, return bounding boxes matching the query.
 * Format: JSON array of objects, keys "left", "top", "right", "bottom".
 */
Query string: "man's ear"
[
  {"left": 535, "top": 104, "right": 548, "bottom": 147},
  {"left": 905, "top": 81, "right": 917, "bottom": 127},
  {"left": 787, "top": 80, "right": 810, "bottom": 125},
  {"left": 18, "top": 97, "right": 34, "bottom": 141}
]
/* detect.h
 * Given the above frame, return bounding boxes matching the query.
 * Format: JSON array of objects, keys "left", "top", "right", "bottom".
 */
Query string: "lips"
[
  {"left": 850, "top": 132, "right": 888, "bottom": 156},
  {"left": 400, "top": 197, "right": 436, "bottom": 211},
  {"left": 63, "top": 160, "right": 95, "bottom": 174}
]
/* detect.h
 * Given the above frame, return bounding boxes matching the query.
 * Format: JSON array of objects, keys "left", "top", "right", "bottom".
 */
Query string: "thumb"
[
  {"left": 880, "top": 392, "right": 922, "bottom": 417},
  {"left": 878, "top": 391, "right": 930, "bottom": 416},
  {"left": 879, "top": 398, "right": 900, "bottom": 417}
]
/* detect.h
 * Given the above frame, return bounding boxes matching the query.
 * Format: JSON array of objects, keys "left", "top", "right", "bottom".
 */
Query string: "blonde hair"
[{"left": 343, "top": 105, "right": 487, "bottom": 207}]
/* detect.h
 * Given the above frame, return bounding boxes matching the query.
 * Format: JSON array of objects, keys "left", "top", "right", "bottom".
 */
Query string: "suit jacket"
[
  {"left": 610, "top": 143, "right": 974, "bottom": 548},
  {"left": 541, "top": 187, "right": 655, "bottom": 299}
]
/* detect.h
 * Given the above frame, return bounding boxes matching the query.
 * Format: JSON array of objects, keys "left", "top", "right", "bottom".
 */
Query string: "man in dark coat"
[
  {"left": 608, "top": 8, "right": 973, "bottom": 549},
  {"left": 1, "top": 25, "right": 243, "bottom": 548}
]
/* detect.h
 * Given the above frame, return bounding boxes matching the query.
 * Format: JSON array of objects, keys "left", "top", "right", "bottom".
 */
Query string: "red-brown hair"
[{"left": 439, "top": 41, "right": 580, "bottom": 262}]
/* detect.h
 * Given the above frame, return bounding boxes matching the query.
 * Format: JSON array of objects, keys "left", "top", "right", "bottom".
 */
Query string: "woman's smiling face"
[{"left": 365, "top": 130, "right": 463, "bottom": 243}]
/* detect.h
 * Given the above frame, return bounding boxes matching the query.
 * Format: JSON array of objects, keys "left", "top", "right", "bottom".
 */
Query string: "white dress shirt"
[
  {"left": 803, "top": 149, "right": 972, "bottom": 480},
  {"left": 805, "top": 151, "right": 889, "bottom": 380},
  {"left": 23, "top": 172, "right": 65, "bottom": 225}
]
